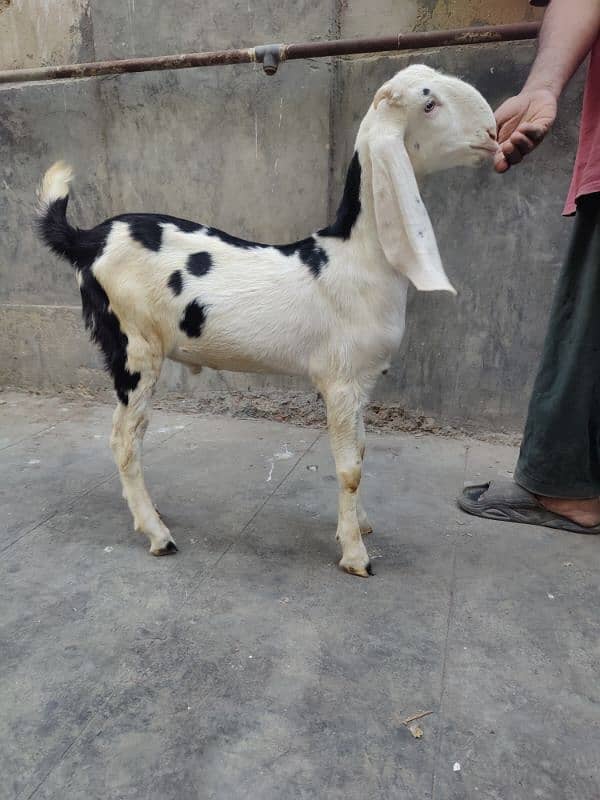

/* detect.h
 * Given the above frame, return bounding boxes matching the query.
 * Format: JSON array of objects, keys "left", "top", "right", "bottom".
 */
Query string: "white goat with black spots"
[{"left": 37, "top": 65, "right": 497, "bottom": 577}]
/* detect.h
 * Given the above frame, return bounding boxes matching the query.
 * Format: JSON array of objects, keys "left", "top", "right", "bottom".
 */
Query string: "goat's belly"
[{"left": 168, "top": 343, "right": 306, "bottom": 377}]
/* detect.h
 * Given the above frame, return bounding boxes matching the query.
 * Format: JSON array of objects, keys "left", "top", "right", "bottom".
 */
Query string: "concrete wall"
[{"left": 0, "top": 1, "right": 582, "bottom": 432}]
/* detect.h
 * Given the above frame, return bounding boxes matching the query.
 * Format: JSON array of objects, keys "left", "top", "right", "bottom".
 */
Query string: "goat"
[{"left": 37, "top": 65, "right": 497, "bottom": 577}]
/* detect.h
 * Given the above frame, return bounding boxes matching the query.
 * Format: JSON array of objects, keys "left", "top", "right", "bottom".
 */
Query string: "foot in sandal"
[{"left": 458, "top": 479, "right": 600, "bottom": 534}]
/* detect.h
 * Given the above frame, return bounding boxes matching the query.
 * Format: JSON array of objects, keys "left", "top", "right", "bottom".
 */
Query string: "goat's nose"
[{"left": 487, "top": 127, "right": 497, "bottom": 141}]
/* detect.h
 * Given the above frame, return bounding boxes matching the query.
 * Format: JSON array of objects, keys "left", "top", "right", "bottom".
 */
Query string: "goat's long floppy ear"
[{"left": 369, "top": 132, "right": 456, "bottom": 294}]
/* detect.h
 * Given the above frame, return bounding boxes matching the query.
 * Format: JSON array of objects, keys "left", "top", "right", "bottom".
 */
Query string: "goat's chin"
[
  {"left": 447, "top": 151, "right": 495, "bottom": 170},
  {"left": 420, "top": 155, "right": 486, "bottom": 175},
  {"left": 468, "top": 148, "right": 498, "bottom": 167},
  {"left": 419, "top": 147, "right": 492, "bottom": 173}
]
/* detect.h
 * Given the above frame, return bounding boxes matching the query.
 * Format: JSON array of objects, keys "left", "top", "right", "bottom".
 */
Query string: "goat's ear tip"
[
  {"left": 374, "top": 84, "right": 404, "bottom": 110},
  {"left": 373, "top": 84, "right": 393, "bottom": 110},
  {"left": 373, "top": 88, "right": 385, "bottom": 110}
]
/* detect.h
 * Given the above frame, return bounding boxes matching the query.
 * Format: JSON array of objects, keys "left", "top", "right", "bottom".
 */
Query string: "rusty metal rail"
[{"left": 0, "top": 22, "right": 540, "bottom": 85}]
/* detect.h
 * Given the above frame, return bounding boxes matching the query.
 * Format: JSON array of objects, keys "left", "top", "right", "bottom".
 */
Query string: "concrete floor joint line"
[
  {"left": 0, "top": 420, "right": 194, "bottom": 555},
  {"left": 430, "top": 544, "right": 458, "bottom": 800}
]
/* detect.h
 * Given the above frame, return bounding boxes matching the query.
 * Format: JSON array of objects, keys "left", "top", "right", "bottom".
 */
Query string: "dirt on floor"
[{"left": 3, "top": 384, "right": 522, "bottom": 446}]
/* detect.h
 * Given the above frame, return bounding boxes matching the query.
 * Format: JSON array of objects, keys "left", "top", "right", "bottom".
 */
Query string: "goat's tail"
[{"left": 36, "top": 161, "right": 79, "bottom": 266}]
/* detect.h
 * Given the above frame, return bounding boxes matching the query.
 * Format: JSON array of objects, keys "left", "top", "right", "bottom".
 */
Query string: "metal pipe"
[
  {"left": 284, "top": 22, "right": 540, "bottom": 60},
  {"left": 0, "top": 22, "right": 540, "bottom": 85}
]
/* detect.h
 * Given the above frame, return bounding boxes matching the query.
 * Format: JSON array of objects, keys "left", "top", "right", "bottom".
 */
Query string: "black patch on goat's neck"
[
  {"left": 277, "top": 237, "right": 328, "bottom": 278},
  {"left": 79, "top": 270, "right": 140, "bottom": 405},
  {"left": 180, "top": 300, "right": 207, "bottom": 338},
  {"left": 187, "top": 251, "right": 213, "bottom": 277},
  {"left": 168, "top": 270, "right": 183, "bottom": 296},
  {"left": 318, "top": 151, "right": 362, "bottom": 240}
]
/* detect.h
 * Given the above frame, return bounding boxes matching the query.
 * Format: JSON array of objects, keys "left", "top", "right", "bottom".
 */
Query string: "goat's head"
[
  {"left": 357, "top": 65, "right": 497, "bottom": 294},
  {"left": 371, "top": 64, "right": 498, "bottom": 174}
]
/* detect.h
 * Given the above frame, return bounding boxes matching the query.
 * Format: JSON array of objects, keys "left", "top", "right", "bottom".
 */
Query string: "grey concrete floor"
[{"left": 1, "top": 391, "right": 599, "bottom": 800}]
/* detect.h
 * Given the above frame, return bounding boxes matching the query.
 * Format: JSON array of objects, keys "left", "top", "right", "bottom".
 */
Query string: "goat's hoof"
[
  {"left": 339, "top": 557, "right": 373, "bottom": 578},
  {"left": 151, "top": 540, "right": 178, "bottom": 557},
  {"left": 360, "top": 524, "right": 374, "bottom": 536}
]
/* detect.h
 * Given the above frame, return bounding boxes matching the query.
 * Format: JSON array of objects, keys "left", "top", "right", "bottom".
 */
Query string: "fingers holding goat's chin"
[
  {"left": 511, "top": 132, "right": 536, "bottom": 156},
  {"left": 494, "top": 151, "right": 510, "bottom": 173},
  {"left": 501, "top": 142, "right": 524, "bottom": 167}
]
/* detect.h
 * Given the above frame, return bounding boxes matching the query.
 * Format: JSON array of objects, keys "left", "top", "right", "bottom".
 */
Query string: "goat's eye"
[{"left": 424, "top": 99, "right": 436, "bottom": 113}]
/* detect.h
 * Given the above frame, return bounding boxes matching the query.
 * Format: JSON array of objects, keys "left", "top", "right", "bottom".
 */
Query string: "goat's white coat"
[{"left": 39, "top": 65, "right": 497, "bottom": 576}]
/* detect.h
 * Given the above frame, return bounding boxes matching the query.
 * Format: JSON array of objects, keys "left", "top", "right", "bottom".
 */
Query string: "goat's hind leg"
[
  {"left": 110, "top": 345, "right": 176, "bottom": 556},
  {"left": 356, "top": 414, "right": 373, "bottom": 536}
]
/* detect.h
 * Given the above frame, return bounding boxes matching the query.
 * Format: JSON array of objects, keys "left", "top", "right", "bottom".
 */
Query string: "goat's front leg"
[{"left": 323, "top": 384, "right": 372, "bottom": 577}]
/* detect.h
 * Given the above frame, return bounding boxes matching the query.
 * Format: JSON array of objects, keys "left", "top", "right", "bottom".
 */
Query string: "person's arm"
[{"left": 494, "top": 0, "right": 600, "bottom": 172}]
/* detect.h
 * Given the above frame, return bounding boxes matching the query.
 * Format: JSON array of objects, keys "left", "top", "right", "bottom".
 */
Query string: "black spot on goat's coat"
[
  {"left": 180, "top": 300, "right": 207, "bottom": 338},
  {"left": 168, "top": 270, "right": 183, "bottom": 296},
  {"left": 205, "top": 227, "right": 267, "bottom": 250},
  {"left": 319, "top": 151, "right": 361, "bottom": 240},
  {"left": 111, "top": 212, "right": 204, "bottom": 252},
  {"left": 128, "top": 217, "right": 162, "bottom": 251},
  {"left": 187, "top": 251, "right": 213, "bottom": 277},
  {"left": 79, "top": 270, "right": 141, "bottom": 405},
  {"left": 205, "top": 225, "right": 328, "bottom": 278},
  {"left": 277, "top": 237, "right": 328, "bottom": 277},
  {"left": 113, "top": 212, "right": 202, "bottom": 233}
]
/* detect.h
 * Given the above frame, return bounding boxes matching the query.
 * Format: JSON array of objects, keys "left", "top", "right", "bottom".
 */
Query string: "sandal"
[{"left": 458, "top": 479, "right": 600, "bottom": 534}]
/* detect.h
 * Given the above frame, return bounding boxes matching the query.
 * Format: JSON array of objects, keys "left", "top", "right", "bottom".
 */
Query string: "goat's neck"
[
  {"left": 316, "top": 140, "right": 410, "bottom": 327},
  {"left": 319, "top": 134, "right": 403, "bottom": 275},
  {"left": 347, "top": 139, "right": 381, "bottom": 259}
]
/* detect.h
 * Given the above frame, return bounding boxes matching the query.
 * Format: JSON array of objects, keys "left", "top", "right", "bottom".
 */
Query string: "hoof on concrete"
[
  {"left": 151, "top": 541, "right": 178, "bottom": 557},
  {"left": 340, "top": 559, "right": 373, "bottom": 578}
]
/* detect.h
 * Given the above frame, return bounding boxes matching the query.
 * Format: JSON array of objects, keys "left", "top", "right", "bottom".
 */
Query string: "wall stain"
[{"left": 415, "top": 0, "right": 544, "bottom": 31}]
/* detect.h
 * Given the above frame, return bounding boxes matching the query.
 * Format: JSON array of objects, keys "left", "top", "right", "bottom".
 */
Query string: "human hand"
[{"left": 493, "top": 88, "right": 558, "bottom": 172}]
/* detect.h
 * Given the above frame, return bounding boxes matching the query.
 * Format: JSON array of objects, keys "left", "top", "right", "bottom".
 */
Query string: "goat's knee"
[
  {"left": 339, "top": 464, "right": 361, "bottom": 494},
  {"left": 335, "top": 462, "right": 371, "bottom": 577}
]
